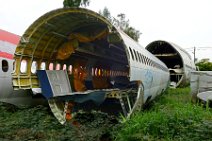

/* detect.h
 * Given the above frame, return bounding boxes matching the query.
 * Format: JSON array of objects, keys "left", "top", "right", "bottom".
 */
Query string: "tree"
[
  {"left": 196, "top": 59, "right": 212, "bottom": 71},
  {"left": 99, "top": 7, "right": 112, "bottom": 22},
  {"left": 99, "top": 7, "right": 141, "bottom": 41},
  {"left": 124, "top": 27, "right": 140, "bottom": 42},
  {"left": 63, "top": 0, "right": 90, "bottom": 8},
  {"left": 116, "top": 13, "right": 140, "bottom": 41}
]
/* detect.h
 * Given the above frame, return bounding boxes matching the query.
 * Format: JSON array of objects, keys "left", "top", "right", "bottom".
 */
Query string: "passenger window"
[
  {"left": 20, "top": 60, "right": 27, "bottom": 73},
  {"left": 95, "top": 68, "right": 98, "bottom": 76},
  {"left": 63, "top": 64, "right": 67, "bottom": 70},
  {"left": 114, "top": 71, "right": 116, "bottom": 76},
  {"left": 133, "top": 49, "right": 138, "bottom": 61},
  {"left": 49, "top": 63, "right": 54, "bottom": 70},
  {"left": 2, "top": 60, "right": 9, "bottom": 72},
  {"left": 106, "top": 70, "right": 109, "bottom": 76},
  {"left": 104, "top": 69, "right": 107, "bottom": 76},
  {"left": 91, "top": 67, "right": 94, "bottom": 76},
  {"left": 98, "top": 69, "right": 101, "bottom": 76},
  {"left": 139, "top": 53, "right": 142, "bottom": 63},
  {"left": 148, "top": 58, "right": 150, "bottom": 65},
  {"left": 68, "top": 65, "right": 73, "bottom": 74},
  {"left": 40, "top": 62, "right": 46, "bottom": 70},
  {"left": 56, "top": 63, "right": 61, "bottom": 70},
  {"left": 110, "top": 70, "right": 113, "bottom": 76},
  {"left": 141, "top": 55, "right": 144, "bottom": 64},
  {"left": 129, "top": 47, "right": 134, "bottom": 60},
  {"left": 144, "top": 56, "right": 147, "bottom": 65},
  {"left": 31, "top": 61, "right": 37, "bottom": 74},
  {"left": 137, "top": 52, "right": 141, "bottom": 62}
]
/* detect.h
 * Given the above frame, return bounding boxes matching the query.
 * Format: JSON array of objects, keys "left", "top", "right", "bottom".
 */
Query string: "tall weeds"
[{"left": 114, "top": 87, "right": 212, "bottom": 141}]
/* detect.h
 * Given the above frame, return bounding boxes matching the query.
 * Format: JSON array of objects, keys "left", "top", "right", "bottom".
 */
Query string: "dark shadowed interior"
[{"left": 146, "top": 41, "right": 183, "bottom": 87}]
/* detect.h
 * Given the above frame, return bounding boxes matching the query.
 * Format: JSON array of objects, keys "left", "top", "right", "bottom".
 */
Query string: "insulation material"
[
  {"left": 57, "top": 28, "right": 108, "bottom": 60},
  {"left": 69, "top": 28, "right": 108, "bottom": 42},
  {"left": 56, "top": 39, "right": 78, "bottom": 60},
  {"left": 73, "top": 67, "right": 88, "bottom": 92}
]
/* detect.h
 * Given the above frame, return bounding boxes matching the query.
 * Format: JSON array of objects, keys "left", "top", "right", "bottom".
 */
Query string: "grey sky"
[{"left": 0, "top": 0, "right": 211, "bottom": 61}]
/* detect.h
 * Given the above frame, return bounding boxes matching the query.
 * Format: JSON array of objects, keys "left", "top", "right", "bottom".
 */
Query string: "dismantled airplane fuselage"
[
  {"left": 2, "top": 8, "right": 171, "bottom": 124},
  {"left": 146, "top": 40, "right": 196, "bottom": 88}
]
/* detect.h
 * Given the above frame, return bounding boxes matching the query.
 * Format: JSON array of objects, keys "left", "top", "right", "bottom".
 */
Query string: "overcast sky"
[{"left": 0, "top": 0, "right": 212, "bottom": 61}]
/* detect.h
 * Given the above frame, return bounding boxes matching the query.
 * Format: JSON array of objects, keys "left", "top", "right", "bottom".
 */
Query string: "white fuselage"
[
  {"left": 0, "top": 30, "right": 42, "bottom": 106},
  {"left": 119, "top": 30, "right": 170, "bottom": 103}
]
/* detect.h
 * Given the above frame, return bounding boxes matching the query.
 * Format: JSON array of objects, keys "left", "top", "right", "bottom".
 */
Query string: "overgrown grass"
[
  {"left": 0, "top": 104, "right": 117, "bottom": 141},
  {"left": 113, "top": 87, "right": 212, "bottom": 141},
  {"left": 0, "top": 87, "right": 211, "bottom": 141}
]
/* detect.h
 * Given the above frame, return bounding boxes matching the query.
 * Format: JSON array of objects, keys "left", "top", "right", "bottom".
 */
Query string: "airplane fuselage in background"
[{"left": 0, "top": 29, "right": 43, "bottom": 106}]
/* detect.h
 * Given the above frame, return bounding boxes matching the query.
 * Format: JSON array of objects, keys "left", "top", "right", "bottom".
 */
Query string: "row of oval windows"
[
  {"left": 2, "top": 56, "right": 168, "bottom": 75},
  {"left": 20, "top": 60, "right": 128, "bottom": 77},
  {"left": 129, "top": 47, "right": 168, "bottom": 72}
]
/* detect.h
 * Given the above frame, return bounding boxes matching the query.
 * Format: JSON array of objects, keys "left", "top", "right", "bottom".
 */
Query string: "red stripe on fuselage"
[
  {"left": 0, "top": 29, "right": 20, "bottom": 45},
  {"left": 0, "top": 51, "right": 13, "bottom": 60}
]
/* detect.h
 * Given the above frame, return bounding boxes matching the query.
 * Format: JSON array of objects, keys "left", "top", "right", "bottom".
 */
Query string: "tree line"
[
  {"left": 63, "top": 0, "right": 141, "bottom": 41},
  {"left": 196, "top": 59, "right": 212, "bottom": 71}
]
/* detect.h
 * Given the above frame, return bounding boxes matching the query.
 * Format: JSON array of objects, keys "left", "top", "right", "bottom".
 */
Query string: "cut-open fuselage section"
[
  {"left": 12, "top": 8, "right": 144, "bottom": 124},
  {"left": 146, "top": 41, "right": 184, "bottom": 87},
  {"left": 12, "top": 8, "right": 130, "bottom": 92}
]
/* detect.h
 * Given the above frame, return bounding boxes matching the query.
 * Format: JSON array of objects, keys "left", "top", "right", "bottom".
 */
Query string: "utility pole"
[{"left": 193, "top": 47, "right": 196, "bottom": 63}]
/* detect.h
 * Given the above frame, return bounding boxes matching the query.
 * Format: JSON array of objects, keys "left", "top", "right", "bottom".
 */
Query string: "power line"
[
  {"left": 185, "top": 47, "right": 212, "bottom": 50},
  {"left": 185, "top": 46, "right": 212, "bottom": 63},
  {"left": 193, "top": 47, "right": 196, "bottom": 63}
]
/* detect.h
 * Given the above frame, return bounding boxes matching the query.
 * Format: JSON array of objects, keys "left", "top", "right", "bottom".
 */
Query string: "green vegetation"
[
  {"left": 113, "top": 88, "right": 212, "bottom": 141},
  {"left": 0, "top": 104, "right": 117, "bottom": 141},
  {"left": 99, "top": 7, "right": 141, "bottom": 41},
  {"left": 62, "top": 1, "right": 141, "bottom": 41},
  {"left": 0, "top": 87, "right": 211, "bottom": 141},
  {"left": 63, "top": 0, "right": 90, "bottom": 8},
  {"left": 196, "top": 59, "right": 212, "bottom": 71}
]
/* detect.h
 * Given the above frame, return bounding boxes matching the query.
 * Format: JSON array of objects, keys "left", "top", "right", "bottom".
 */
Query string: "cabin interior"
[
  {"left": 146, "top": 41, "right": 183, "bottom": 87},
  {"left": 13, "top": 12, "right": 132, "bottom": 93}
]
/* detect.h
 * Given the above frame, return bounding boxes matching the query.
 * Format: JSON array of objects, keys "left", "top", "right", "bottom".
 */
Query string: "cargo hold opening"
[{"left": 146, "top": 41, "right": 183, "bottom": 87}]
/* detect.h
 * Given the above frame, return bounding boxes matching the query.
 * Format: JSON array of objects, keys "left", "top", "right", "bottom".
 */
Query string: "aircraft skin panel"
[
  {"left": 117, "top": 30, "right": 169, "bottom": 101},
  {"left": 0, "top": 29, "right": 20, "bottom": 45}
]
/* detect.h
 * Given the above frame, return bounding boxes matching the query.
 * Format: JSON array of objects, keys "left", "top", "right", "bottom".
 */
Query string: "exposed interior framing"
[{"left": 146, "top": 41, "right": 184, "bottom": 87}]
